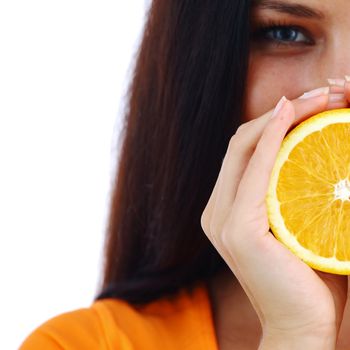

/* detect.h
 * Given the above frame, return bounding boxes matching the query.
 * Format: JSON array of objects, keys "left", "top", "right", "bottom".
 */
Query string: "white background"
[{"left": 0, "top": 1, "right": 149, "bottom": 349}]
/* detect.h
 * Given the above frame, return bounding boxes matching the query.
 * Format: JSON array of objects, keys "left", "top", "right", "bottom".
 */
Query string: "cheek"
[{"left": 243, "top": 54, "right": 313, "bottom": 122}]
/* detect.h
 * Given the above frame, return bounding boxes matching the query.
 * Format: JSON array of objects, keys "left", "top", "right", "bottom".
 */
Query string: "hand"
[{"left": 201, "top": 87, "right": 349, "bottom": 349}]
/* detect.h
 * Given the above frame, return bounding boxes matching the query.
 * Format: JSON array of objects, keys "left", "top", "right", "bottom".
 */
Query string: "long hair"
[{"left": 95, "top": 0, "right": 252, "bottom": 304}]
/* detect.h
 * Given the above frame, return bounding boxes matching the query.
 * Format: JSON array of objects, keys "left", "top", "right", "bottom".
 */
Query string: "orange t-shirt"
[{"left": 19, "top": 283, "right": 219, "bottom": 349}]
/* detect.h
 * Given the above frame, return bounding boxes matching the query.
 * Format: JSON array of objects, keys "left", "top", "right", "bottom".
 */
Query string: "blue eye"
[
  {"left": 252, "top": 25, "right": 314, "bottom": 46},
  {"left": 265, "top": 26, "right": 309, "bottom": 43},
  {"left": 267, "top": 27, "right": 303, "bottom": 42}
]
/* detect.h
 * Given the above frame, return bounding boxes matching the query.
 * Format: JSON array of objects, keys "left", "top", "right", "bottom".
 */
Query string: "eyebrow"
[{"left": 252, "top": 0, "right": 325, "bottom": 20}]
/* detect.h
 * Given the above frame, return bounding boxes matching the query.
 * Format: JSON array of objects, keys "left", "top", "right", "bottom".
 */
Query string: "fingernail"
[
  {"left": 270, "top": 96, "right": 287, "bottom": 119},
  {"left": 329, "top": 84, "right": 345, "bottom": 94},
  {"left": 298, "top": 86, "right": 330, "bottom": 99},
  {"left": 329, "top": 93, "right": 346, "bottom": 103},
  {"left": 327, "top": 78, "right": 345, "bottom": 87},
  {"left": 345, "top": 75, "right": 350, "bottom": 83}
]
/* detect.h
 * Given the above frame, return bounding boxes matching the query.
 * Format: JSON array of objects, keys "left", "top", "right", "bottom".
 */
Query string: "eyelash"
[{"left": 251, "top": 20, "right": 314, "bottom": 47}]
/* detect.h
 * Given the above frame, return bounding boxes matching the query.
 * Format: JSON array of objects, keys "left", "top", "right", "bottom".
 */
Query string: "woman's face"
[{"left": 245, "top": 0, "right": 350, "bottom": 120}]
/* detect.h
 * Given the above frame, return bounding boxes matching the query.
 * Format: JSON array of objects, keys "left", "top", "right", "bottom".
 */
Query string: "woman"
[{"left": 20, "top": 0, "right": 350, "bottom": 349}]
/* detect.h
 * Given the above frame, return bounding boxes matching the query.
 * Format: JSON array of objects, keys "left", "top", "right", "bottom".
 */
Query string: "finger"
[
  {"left": 251, "top": 80, "right": 349, "bottom": 138},
  {"left": 200, "top": 160, "right": 247, "bottom": 284},
  {"left": 210, "top": 93, "right": 328, "bottom": 234},
  {"left": 219, "top": 97, "right": 297, "bottom": 314},
  {"left": 203, "top": 90, "right": 345, "bottom": 245},
  {"left": 235, "top": 88, "right": 346, "bottom": 159},
  {"left": 200, "top": 157, "right": 224, "bottom": 239},
  {"left": 327, "top": 78, "right": 348, "bottom": 107},
  {"left": 234, "top": 97, "right": 294, "bottom": 220},
  {"left": 253, "top": 92, "right": 329, "bottom": 134}
]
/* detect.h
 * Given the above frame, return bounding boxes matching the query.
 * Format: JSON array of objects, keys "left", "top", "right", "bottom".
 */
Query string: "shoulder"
[
  {"left": 19, "top": 283, "right": 216, "bottom": 350},
  {"left": 19, "top": 305, "right": 110, "bottom": 349},
  {"left": 19, "top": 297, "right": 144, "bottom": 350}
]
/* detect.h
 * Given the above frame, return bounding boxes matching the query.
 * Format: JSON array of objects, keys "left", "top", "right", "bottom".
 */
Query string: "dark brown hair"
[{"left": 95, "top": 0, "right": 252, "bottom": 304}]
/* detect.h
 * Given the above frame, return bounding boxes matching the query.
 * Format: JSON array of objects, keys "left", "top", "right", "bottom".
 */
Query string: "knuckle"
[
  {"left": 233, "top": 125, "right": 246, "bottom": 139},
  {"left": 229, "top": 122, "right": 253, "bottom": 149},
  {"left": 228, "top": 133, "right": 240, "bottom": 152},
  {"left": 235, "top": 120, "right": 254, "bottom": 134},
  {"left": 200, "top": 209, "right": 210, "bottom": 235},
  {"left": 236, "top": 122, "right": 248, "bottom": 133}
]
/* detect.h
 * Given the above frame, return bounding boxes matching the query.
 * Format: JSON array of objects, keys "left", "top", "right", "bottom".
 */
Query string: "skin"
[{"left": 201, "top": 1, "right": 350, "bottom": 349}]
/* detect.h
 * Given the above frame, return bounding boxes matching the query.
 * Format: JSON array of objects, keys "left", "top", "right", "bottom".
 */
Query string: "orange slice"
[{"left": 266, "top": 108, "right": 350, "bottom": 274}]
